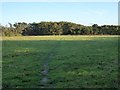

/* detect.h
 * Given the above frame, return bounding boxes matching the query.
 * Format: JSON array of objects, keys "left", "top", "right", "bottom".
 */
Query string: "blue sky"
[{"left": 1, "top": 2, "right": 118, "bottom": 26}]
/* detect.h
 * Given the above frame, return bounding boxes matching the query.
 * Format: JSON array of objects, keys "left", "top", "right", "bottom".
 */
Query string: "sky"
[{"left": 1, "top": 2, "right": 118, "bottom": 26}]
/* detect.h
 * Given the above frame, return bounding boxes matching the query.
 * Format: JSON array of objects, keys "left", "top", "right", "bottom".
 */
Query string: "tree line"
[{"left": 0, "top": 21, "right": 119, "bottom": 36}]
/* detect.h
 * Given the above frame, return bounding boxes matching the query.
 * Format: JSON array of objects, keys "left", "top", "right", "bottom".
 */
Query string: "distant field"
[
  {"left": 2, "top": 35, "right": 118, "bottom": 40},
  {"left": 2, "top": 35, "right": 119, "bottom": 88}
]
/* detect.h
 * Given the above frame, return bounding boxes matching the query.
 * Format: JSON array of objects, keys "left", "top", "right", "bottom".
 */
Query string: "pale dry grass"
[{"left": 2, "top": 35, "right": 119, "bottom": 41}]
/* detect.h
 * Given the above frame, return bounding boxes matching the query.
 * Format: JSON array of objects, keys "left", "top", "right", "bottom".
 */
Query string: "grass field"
[{"left": 2, "top": 35, "right": 119, "bottom": 88}]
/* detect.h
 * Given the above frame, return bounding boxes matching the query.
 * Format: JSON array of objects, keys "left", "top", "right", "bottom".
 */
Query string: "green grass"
[{"left": 2, "top": 36, "right": 119, "bottom": 88}]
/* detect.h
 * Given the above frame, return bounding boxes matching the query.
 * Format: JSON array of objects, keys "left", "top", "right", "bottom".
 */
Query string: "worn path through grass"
[{"left": 40, "top": 37, "right": 64, "bottom": 88}]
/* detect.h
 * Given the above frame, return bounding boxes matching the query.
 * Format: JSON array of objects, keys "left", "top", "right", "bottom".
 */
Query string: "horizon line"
[{"left": 0, "top": 21, "right": 118, "bottom": 26}]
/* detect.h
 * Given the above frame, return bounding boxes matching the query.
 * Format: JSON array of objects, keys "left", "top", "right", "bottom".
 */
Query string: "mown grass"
[
  {"left": 2, "top": 40, "right": 58, "bottom": 88},
  {"left": 2, "top": 35, "right": 119, "bottom": 88}
]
